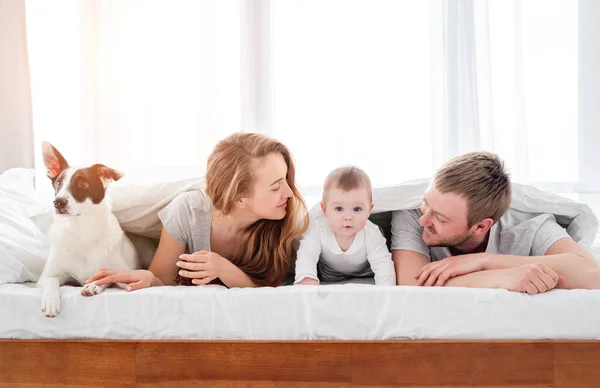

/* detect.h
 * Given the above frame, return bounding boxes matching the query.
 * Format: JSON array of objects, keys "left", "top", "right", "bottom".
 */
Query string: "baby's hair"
[{"left": 323, "top": 166, "right": 372, "bottom": 202}]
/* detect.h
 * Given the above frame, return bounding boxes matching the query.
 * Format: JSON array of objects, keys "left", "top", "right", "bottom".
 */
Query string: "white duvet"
[
  {"left": 1, "top": 168, "right": 598, "bottom": 285},
  {"left": 1, "top": 168, "right": 600, "bottom": 340}
]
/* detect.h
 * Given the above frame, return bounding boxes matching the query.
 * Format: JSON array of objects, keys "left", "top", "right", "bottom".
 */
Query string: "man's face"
[{"left": 418, "top": 183, "right": 473, "bottom": 247}]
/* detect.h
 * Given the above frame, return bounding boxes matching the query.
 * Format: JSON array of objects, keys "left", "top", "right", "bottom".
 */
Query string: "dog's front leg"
[
  {"left": 38, "top": 276, "right": 61, "bottom": 318},
  {"left": 38, "top": 253, "right": 70, "bottom": 318}
]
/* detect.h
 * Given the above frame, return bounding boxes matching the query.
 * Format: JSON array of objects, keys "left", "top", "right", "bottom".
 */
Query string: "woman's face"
[{"left": 242, "top": 152, "right": 293, "bottom": 220}]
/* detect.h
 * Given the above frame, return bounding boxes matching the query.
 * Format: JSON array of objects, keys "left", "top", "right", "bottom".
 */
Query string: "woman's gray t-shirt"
[{"left": 157, "top": 189, "right": 213, "bottom": 254}]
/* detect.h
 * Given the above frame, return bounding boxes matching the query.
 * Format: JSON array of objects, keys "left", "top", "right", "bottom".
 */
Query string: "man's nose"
[
  {"left": 54, "top": 198, "right": 68, "bottom": 210},
  {"left": 418, "top": 212, "right": 431, "bottom": 227}
]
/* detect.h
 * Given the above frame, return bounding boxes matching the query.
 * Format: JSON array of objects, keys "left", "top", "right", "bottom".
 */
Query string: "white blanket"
[
  {"left": 311, "top": 178, "right": 598, "bottom": 247},
  {"left": 0, "top": 169, "right": 598, "bottom": 285}
]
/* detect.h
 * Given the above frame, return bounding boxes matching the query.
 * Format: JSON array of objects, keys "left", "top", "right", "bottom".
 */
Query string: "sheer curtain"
[
  {"left": 25, "top": 0, "right": 241, "bottom": 188},
  {"left": 271, "top": 0, "right": 584, "bottom": 193},
  {"left": 24, "top": 0, "right": 600, "bottom": 207}
]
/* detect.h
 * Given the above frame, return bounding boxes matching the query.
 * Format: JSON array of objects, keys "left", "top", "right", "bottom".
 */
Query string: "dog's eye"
[
  {"left": 56, "top": 180, "right": 62, "bottom": 187},
  {"left": 79, "top": 181, "right": 89, "bottom": 188}
]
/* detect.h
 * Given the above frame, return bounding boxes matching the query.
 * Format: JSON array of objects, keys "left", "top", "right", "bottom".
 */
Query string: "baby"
[{"left": 295, "top": 166, "right": 396, "bottom": 285}]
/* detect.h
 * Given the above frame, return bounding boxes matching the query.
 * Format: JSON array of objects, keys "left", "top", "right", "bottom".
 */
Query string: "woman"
[{"left": 87, "top": 132, "right": 309, "bottom": 289}]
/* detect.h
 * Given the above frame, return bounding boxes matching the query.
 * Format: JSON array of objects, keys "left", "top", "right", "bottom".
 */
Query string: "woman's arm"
[
  {"left": 86, "top": 227, "right": 185, "bottom": 289},
  {"left": 218, "top": 260, "right": 258, "bottom": 288},
  {"left": 147, "top": 227, "right": 187, "bottom": 286},
  {"left": 177, "top": 251, "right": 259, "bottom": 288}
]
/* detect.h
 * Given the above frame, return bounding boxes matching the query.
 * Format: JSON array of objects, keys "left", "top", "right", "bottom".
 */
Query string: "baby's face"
[{"left": 321, "top": 186, "right": 373, "bottom": 236}]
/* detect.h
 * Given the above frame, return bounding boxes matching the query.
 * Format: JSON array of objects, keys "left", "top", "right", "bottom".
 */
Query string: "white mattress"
[{"left": 1, "top": 282, "right": 599, "bottom": 340}]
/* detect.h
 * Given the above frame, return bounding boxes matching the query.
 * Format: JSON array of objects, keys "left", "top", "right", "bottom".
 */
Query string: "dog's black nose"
[{"left": 53, "top": 198, "right": 68, "bottom": 210}]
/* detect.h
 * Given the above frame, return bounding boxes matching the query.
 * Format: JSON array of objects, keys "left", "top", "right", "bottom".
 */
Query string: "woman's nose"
[{"left": 282, "top": 181, "right": 293, "bottom": 198}]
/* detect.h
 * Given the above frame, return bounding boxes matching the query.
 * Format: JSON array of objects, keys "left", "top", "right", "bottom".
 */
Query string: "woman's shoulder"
[
  {"left": 171, "top": 189, "right": 212, "bottom": 212},
  {"left": 159, "top": 189, "right": 212, "bottom": 223}
]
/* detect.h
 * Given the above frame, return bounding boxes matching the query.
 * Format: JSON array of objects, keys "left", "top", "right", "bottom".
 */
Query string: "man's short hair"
[
  {"left": 434, "top": 151, "right": 511, "bottom": 226},
  {"left": 323, "top": 166, "right": 372, "bottom": 202}
]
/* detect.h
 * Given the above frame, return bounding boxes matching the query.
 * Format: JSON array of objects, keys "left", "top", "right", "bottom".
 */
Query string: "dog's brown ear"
[
  {"left": 42, "top": 141, "right": 69, "bottom": 180},
  {"left": 92, "top": 164, "right": 124, "bottom": 187}
]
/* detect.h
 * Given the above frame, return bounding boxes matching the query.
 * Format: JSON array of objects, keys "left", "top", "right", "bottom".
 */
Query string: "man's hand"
[
  {"left": 496, "top": 263, "right": 560, "bottom": 295},
  {"left": 415, "top": 253, "right": 487, "bottom": 286}
]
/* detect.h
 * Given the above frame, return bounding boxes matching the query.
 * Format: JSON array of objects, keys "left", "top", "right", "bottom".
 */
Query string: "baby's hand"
[{"left": 298, "top": 277, "right": 319, "bottom": 285}]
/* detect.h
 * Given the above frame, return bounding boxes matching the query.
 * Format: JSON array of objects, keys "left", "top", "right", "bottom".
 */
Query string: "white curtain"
[
  {"left": 0, "top": 0, "right": 34, "bottom": 173},
  {"left": 24, "top": 0, "right": 600, "bottom": 202},
  {"left": 271, "top": 0, "right": 583, "bottom": 193},
  {"left": 25, "top": 0, "right": 241, "bottom": 188}
]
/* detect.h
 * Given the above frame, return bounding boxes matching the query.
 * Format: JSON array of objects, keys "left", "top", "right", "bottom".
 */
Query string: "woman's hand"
[
  {"left": 177, "top": 250, "right": 227, "bottom": 285},
  {"left": 85, "top": 269, "right": 157, "bottom": 291}
]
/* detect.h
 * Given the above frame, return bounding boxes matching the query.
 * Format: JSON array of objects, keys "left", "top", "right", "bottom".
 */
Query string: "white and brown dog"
[{"left": 37, "top": 141, "right": 139, "bottom": 317}]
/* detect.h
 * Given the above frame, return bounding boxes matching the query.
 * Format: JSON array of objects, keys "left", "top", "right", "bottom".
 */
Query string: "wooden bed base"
[{"left": 1, "top": 340, "right": 598, "bottom": 387}]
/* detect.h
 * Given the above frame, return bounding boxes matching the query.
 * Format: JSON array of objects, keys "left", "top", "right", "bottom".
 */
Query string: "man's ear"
[
  {"left": 473, "top": 218, "right": 494, "bottom": 235},
  {"left": 42, "top": 141, "right": 69, "bottom": 180},
  {"left": 92, "top": 164, "right": 124, "bottom": 188}
]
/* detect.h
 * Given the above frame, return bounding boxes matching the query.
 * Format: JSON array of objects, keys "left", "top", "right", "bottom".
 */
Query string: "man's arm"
[
  {"left": 482, "top": 237, "right": 600, "bottom": 289},
  {"left": 443, "top": 264, "right": 560, "bottom": 295},
  {"left": 392, "top": 249, "right": 559, "bottom": 294},
  {"left": 417, "top": 238, "right": 600, "bottom": 290},
  {"left": 390, "top": 210, "right": 433, "bottom": 285},
  {"left": 392, "top": 249, "right": 430, "bottom": 285}
]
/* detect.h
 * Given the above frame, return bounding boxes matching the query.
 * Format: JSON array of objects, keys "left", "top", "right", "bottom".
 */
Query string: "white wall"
[{"left": 0, "top": 0, "right": 34, "bottom": 173}]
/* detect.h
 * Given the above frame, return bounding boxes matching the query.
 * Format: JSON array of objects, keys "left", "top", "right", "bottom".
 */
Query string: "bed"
[
  {"left": 2, "top": 168, "right": 600, "bottom": 386},
  {"left": 1, "top": 282, "right": 600, "bottom": 386}
]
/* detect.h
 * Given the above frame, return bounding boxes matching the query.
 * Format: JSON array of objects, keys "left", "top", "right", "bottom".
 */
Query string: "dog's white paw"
[
  {"left": 41, "top": 294, "right": 60, "bottom": 318},
  {"left": 81, "top": 283, "right": 104, "bottom": 296}
]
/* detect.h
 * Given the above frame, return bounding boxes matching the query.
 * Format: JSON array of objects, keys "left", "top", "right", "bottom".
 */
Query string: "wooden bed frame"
[{"left": 1, "top": 340, "right": 598, "bottom": 387}]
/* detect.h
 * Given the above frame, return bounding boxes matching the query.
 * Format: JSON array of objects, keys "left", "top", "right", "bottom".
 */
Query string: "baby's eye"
[
  {"left": 335, "top": 206, "right": 343, "bottom": 212},
  {"left": 353, "top": 207, "right": 362, "bottom": 212}
]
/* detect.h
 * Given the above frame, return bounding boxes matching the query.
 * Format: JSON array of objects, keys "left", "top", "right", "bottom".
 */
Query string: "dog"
[{"left": 37, "top": 141, "right": 139, "bottom": 317}]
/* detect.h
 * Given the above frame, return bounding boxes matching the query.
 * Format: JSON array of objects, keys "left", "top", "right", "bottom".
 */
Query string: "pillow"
[{"left": 0, "top": 168, "right": 53, "bottom": 284}]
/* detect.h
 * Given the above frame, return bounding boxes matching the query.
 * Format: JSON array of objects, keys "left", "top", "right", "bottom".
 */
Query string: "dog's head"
[{"left": 42, "top": 141, "right": 124, "bottom": 216}]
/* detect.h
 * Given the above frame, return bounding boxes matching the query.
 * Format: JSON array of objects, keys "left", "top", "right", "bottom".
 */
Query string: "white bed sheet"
[{"left": 1, "top": 282, "right": 599, "bottom": 340}]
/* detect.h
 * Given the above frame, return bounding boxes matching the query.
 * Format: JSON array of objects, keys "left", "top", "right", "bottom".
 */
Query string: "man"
[{"left": 391, "top": 152, "right": 600, "bottom": 294}]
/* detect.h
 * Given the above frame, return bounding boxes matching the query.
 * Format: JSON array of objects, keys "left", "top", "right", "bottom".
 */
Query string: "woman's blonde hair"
[{"left": 205, "top": 132, "right": 309, "bottom": 286}]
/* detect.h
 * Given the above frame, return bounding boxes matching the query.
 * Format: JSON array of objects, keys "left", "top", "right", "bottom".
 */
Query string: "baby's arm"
[
  {"left": 366, "top": 224, "right": 396, "bottom": 286},
  {"left": 294, "top": 223, "right": 322, "bottom": 285}
]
